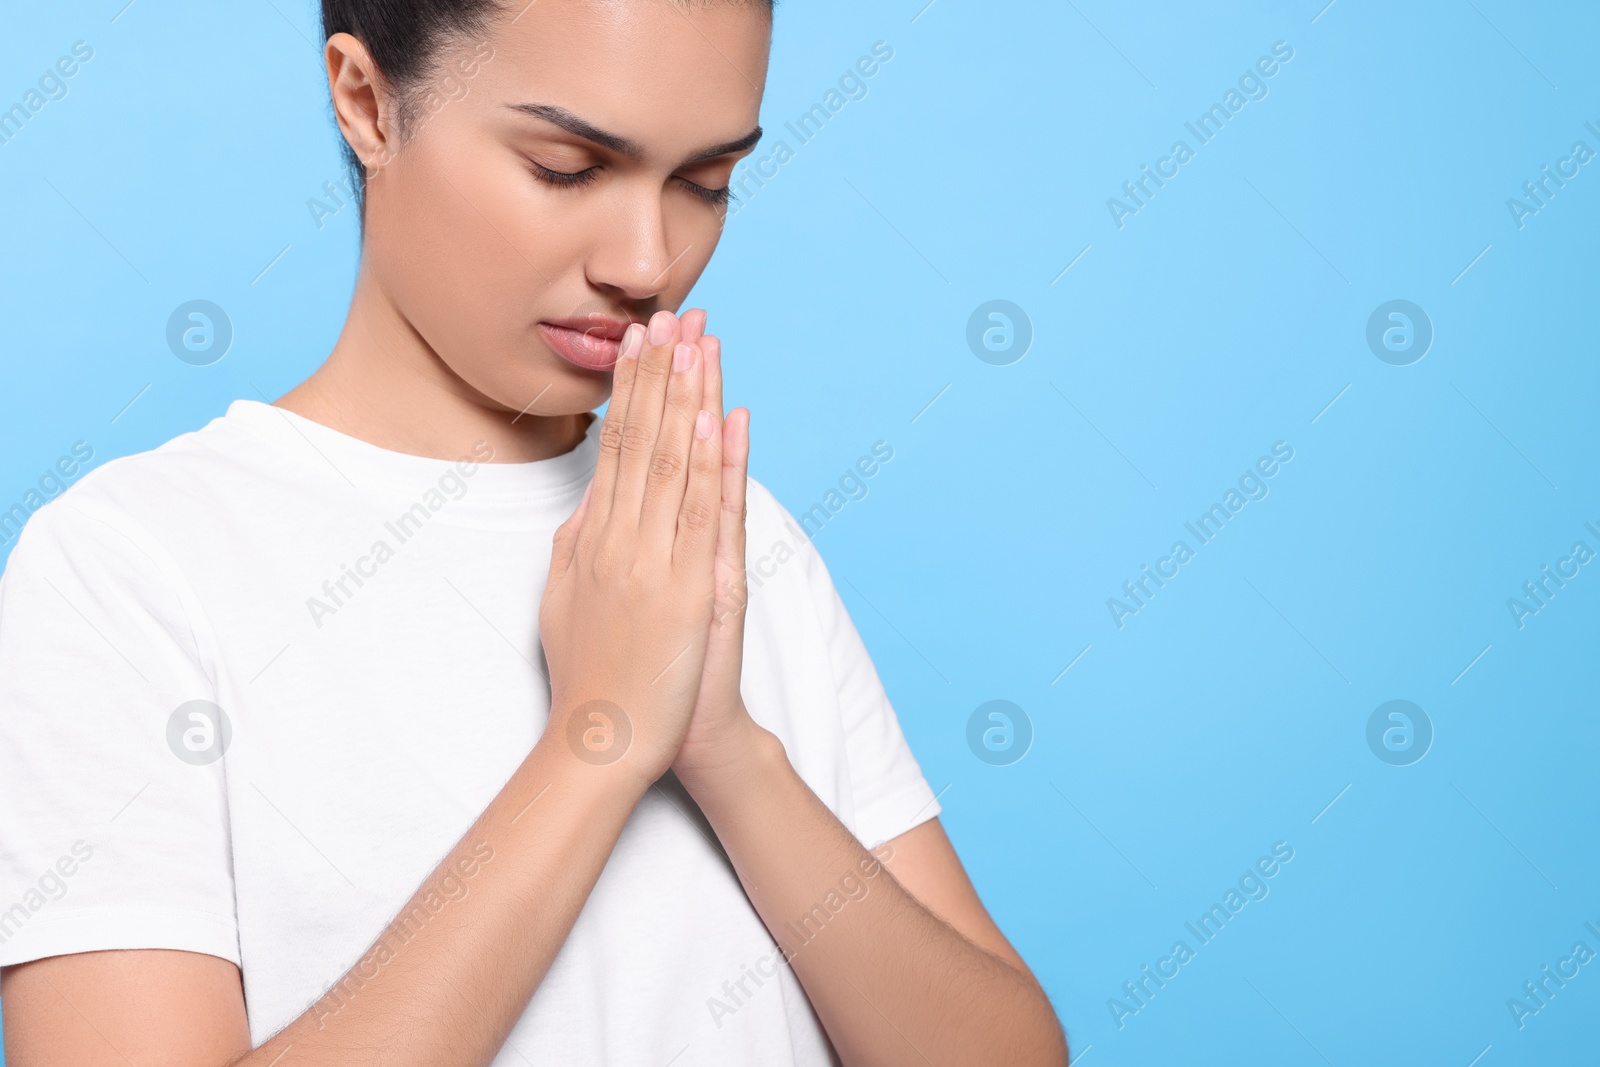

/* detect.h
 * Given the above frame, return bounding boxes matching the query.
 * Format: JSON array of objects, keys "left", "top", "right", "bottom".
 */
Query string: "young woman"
[{"left": 0, "top": 1, "right": 1067, "bottom": 1063}]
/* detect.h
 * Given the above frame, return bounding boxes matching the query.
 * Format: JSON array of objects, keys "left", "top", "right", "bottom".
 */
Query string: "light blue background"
[{"left": 3, "top": 1, "right": 1598, "bottom": 1063}]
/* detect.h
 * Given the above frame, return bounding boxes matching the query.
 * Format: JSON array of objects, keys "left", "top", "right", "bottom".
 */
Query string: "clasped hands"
[{"left": 537, "top": 308, "right": 763, "bottom": 792}]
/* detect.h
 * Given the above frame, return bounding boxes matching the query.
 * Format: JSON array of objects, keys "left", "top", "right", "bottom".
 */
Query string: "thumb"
[{"left": 546, "top": 479, "right": 593, "bottom": 594}]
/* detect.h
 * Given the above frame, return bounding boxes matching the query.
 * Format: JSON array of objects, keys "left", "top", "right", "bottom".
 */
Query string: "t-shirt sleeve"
[
  {"left": 779, "top": 496, "right": 942, "bottom": 850},
  {"left": 0, "top": 498, "right": 239, "bottom": 969}
]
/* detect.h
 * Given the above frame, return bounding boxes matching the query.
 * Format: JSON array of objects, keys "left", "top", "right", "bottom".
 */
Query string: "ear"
[{"left": 324, "top": 31, "right": 397, "bottom": 176}]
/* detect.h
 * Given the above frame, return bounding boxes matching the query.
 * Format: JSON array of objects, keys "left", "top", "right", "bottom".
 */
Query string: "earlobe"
[{"left": 324, "top": 31, "right": 392, "bottom": 174}]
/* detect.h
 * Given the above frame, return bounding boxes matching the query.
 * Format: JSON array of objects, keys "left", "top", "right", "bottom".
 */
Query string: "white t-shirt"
[{"left": 0, "top": 399, "right": 939, "bottom": 1064}]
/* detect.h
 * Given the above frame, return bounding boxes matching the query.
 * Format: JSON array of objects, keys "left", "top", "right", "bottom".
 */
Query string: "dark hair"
[
  {"left": 320, "top": 0, "right": 775, "bottom": 224},
  {"left": 320, "top": 0, "right": 501, "bottom": 221}
]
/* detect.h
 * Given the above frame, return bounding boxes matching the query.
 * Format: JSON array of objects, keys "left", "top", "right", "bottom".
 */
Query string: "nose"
[{"left": 585, "top": 188, "right": 683, "bottom": 303}]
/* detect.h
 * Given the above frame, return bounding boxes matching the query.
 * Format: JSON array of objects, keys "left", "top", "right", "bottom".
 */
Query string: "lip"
[{"left": 538, "top": 316, "right": 638, "bottom": 371}]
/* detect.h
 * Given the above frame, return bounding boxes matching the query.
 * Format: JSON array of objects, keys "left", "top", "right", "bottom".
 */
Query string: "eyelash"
[
  {"left": 526, "top": 162, "right": 733, "bottom": 207},
  {"left": 680, "top": 178, "right": 733, "bottom": 207},
  {"left": 528, "top": 162, "right": 601, "bottom": 190}
]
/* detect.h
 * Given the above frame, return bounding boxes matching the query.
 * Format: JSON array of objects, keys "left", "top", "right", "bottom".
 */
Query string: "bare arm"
[
  {"left": 4, "top": 739, "right": 647, "bottom": 1066},
  {"left": 677, "top": 719, "right": 1070, "bottom": 1067},
  {"left": 666, "top": 333, "right": 1067, "bottom": 1065},
  {"left": 2, "top": 309, "right": 731, "bottom": 1067}
]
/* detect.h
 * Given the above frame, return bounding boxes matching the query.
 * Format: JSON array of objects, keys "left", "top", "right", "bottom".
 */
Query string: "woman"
[{"left": 0, "top": 1, "right": 1067, "bottom": 1063}]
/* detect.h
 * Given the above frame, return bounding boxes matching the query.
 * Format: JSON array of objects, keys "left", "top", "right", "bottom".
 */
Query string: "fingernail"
[
  {"left": 673, "top": 342, "right": 696, "bottom": 373},
  {"left": 694, "top": 409, "right": 713, "bottom": 439},
  {"left": 620, "top": 323, "right": 644, "bottom": 360},
  {"left": 649, "top": 310, "right": 676, "bottom": 346}
]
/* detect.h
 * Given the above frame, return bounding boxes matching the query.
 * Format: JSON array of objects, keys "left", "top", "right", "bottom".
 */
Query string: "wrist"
[
  {"left": 675, "top": 710, "right": 788, "bottom": 804},
  {"left": 531, "top": 704, "right": 664, "bottom": 802}
]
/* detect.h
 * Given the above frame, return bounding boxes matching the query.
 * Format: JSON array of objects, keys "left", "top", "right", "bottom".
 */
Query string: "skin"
[{"left": 0, "top": 1, "right": 1069, "bottom": 1064}]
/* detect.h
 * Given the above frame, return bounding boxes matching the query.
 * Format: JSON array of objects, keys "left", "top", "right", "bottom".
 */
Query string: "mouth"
[{"left": 538, "top": 315, "right": 638, "bottom": 372}]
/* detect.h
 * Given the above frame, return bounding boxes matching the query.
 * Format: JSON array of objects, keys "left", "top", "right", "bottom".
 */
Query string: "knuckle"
[
  {"left": 648, "top": 449, "right": 684, "bottom": 483},
  {"left": 590, "top": 537, "right": 626, "bottom": 580},
  {"left": 678, "top": 499, "right": 716, "bottom": 533},
  {"left": 665, "top": 388, "right": 696, "bottom": 419},
  {"left": 626, "top": 559, "right": 668, "bottom": 594},
  {"left": 633, "top": 352, "right": 670, "bottom": 387},
  {"left": 574, "top": 525, "right": 601, "bottom": 558},
  {"left": 597, "top": 421, "right": 626, "bottom": 457},
  {"left": 619, "top": 422, "right": 655, "bottom": 457}
]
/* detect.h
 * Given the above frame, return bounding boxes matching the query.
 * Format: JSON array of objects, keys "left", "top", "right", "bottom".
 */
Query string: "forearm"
[
  {"left": 680, "top": 721, "right": 1067, "bottom": 1067},
  {"left": 237, "top": 734, "right": 647, "bottom": 1067}
]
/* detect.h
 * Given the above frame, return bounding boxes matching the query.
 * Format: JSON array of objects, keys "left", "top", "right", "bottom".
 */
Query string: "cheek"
[
  {"left": 365, "top": 133, "right": 604, "bottom": 407},
  {"left": 361, "top": 122, "right": 722, "bottom": 413},
  {"left": 378, "top": 131, "right": 558, "bottom": 325}
]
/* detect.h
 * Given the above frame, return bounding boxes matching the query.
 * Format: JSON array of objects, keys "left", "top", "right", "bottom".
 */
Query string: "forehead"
[{"left": 456, "top": 0, "right": 770, "bottom": 156}]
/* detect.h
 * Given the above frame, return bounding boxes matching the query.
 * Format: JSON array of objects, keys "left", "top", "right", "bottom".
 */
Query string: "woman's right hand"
[{"left": 537, "top": 308, "right": 722, "bottom": 786}]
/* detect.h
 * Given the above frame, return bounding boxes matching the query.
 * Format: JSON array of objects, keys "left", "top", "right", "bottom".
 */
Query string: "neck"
[{"left": 274, "top": 267, "right": 591, "bottom": 464}]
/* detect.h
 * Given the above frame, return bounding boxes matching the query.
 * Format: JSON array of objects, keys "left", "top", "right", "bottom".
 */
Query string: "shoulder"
[
  {"left": 741, "top": 475, "right": 867, "bottom": 650},
  {"left": 3, "top": 407, "right": 253, "bottom": 564},
  {"left": 741, "top": 475, "right": 799, "bottom": 547},
  {"left": 742, "top": 475, "right": 826, "bottom": 590},
  {"left": 52, "top": 411, "right": 241, "bottom": 519}
]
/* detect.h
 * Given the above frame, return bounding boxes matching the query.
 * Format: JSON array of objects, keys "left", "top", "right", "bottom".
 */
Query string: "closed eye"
[
  {"left": 677, "top": 176, "right": 732, "bottom": 206},
  {"left": 528, "top": 161, "right": 601, "bottom": 189}
]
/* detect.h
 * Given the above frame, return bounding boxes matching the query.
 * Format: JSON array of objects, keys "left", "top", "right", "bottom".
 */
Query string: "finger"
[
  {"left": 681, "top": 308, "right": 706, "bottom": 344},
  {"left": 675, "top": 405, "right": 724, "bottom": 571},
  {"left": 545, "top": 480, "right": 593, "bottom": 601},
  {"left": 700, "top": 334, "right": 724, "bottom": 422},
  {"left": 587, "top": 323, "right": 645, "bottom": 528},
  {"left": 641, "top": 339, "right": 705, "bottom": 548},
  {"left": 716, "top": 408, "right": 750, "bottom": 604},
  {"left": 611, "top": 310, "right": 680, "bottom": 526}
]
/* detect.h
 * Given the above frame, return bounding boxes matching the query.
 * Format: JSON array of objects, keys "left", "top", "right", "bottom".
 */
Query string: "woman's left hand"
[{"left": 670, "top": 310, "right": 760, "bottom": 785}]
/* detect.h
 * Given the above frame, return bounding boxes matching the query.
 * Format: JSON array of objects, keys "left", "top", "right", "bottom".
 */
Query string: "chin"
[{"left": 490, "top": 366, "right": 609, "bottom": 419}]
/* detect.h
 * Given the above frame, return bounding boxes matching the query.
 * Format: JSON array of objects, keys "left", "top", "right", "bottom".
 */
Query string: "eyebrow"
[{"left": 504, "top": 102, "right": 762, "bottom": 163}]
